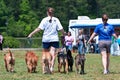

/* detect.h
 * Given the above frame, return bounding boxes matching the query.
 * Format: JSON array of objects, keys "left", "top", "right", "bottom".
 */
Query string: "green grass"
[{"left": 0, "top": 50, "right": 120, "bottom": 80}]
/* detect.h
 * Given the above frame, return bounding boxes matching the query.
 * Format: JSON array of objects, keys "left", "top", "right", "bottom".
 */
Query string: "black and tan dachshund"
[
  {"left": 57, "top": 51, "right": 68, "bottom": 73},
  {"left": 75, "top": 54, "right": 86, "bottom": 74}
]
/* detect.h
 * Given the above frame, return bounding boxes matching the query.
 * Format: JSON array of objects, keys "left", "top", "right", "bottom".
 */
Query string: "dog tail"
[
  {"left": 8, "top": 48, "right": 12, "bottom": 57},
  {"left": 8, "top": 48, "right": 15, "bottom": 65}
]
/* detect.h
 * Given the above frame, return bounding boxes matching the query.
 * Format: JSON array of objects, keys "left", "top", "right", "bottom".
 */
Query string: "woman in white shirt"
[{"left": 28, "top": 7, "right": 65, "bottom": 73}]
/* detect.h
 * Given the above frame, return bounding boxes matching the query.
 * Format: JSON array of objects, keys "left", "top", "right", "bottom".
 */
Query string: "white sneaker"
[
  {"left": 103, "top": 70, "right": 109, "bottom": 74},
  {"left": 50, "top": 67, "right": 53, "bottom": 72},
  {"left": 103, "top": 71, "right": 107, "bottom": 74}
]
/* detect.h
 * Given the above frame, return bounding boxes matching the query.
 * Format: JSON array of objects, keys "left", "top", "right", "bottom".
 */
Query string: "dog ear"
[
  {"left": 36, "top": 56, "right": 39, "bottom": 61},
  {"left": 7, "top": 48, "right": 11, "bottom": 53},
  {"left": 4, "top": 53, "right": 6, "bottom": 56}
]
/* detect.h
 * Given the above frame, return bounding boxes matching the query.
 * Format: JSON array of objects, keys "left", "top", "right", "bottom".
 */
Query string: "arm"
[
  {"left": 87, "top": 32, "right": 96, "bottom": 44},
  {"left": 83, "top": 36, "right": 87, "bottom": 47},
  {"left": 112, "top": 33, "right": 117, "bottom": 39},
  {"left": 72, "top": 38, "right": 74, "bottom": 42},
  {"left": 28, "top": 28, "right": 41, "bottom": 37},
  {"left": 76, "top": 35, "right": 79, "bottom": 44}
]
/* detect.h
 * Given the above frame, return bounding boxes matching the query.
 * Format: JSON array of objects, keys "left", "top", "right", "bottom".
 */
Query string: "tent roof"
[{"left": 69, "top": 18, "right": 120, "bottom": 28}]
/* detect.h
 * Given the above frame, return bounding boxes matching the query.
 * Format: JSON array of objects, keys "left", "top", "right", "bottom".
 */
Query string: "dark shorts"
[
  {"left": 98, "top": 40, "right": 111, "bottom": 53},
  {"left": 42, "top": 42, "right": 59, "bottom": 49}
]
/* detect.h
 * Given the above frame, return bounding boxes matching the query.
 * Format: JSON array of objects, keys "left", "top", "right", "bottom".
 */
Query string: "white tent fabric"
[{"left": 69, "top": 18, "right": 120, "bottom": 28}]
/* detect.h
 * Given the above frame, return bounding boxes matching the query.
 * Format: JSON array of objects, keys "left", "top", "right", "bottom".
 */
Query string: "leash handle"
[{"left": 27, "top": 37, "right": 32, "bottom": 47}]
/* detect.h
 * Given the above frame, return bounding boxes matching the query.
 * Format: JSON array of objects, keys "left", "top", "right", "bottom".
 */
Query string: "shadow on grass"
[{"left": 109, "top": 71, "right": 120, "bottom": 74}]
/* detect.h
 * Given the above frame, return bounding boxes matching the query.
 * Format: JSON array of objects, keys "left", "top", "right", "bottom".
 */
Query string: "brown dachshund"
[
  {"left": 25, "top": 51, "right": 38, "bottom": 73},
  {"left": 4, "top": 48, "right": 15, "bottom": 72},
  {"left": 42, "top": 51, "right": 52, "bottom": 74}
]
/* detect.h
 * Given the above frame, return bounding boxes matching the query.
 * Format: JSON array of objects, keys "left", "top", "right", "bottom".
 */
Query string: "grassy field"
[{"left": 0, "top": 50, "right": 120, "bottom": 80}]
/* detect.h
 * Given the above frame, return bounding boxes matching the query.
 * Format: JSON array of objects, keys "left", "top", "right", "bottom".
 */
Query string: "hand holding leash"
[{"left": 27, "top": 37, "right": 32, "bottom": 45}]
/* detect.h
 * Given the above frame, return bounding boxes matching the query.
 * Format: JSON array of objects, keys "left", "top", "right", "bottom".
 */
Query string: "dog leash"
[
  {"left": 86, "top": 43, "right": 90, "bottom": 54},
  {"left": 27, "top": 37, "right": 32, "bottom": 48}
]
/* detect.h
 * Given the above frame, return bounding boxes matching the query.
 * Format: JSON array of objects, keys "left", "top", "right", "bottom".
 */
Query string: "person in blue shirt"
[{"left": 88, "top": 14, "right": 117, "bottom": 74}]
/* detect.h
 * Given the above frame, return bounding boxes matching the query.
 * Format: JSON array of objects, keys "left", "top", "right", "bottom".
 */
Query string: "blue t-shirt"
[{"left": 94, "top": 23, "right": 115, "bottom": 41}]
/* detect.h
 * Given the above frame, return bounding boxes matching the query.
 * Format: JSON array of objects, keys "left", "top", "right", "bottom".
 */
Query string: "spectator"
[
  {"left": 117, "top": 34, "right": 120, "bottom": 47},
  {"left": 93, "top": 35, "right": 100, "bottom": 53},
  {"left": 0, "top": 33, "right": 3, "bottom": 50},
  {"left": 76, "top": 29, "right": 86, "bottom": 57},
  {"left": 65, "top": 32, "right": 74, "bottom": 52}
]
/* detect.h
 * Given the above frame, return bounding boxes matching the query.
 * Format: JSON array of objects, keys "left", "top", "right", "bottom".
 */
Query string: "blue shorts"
[{"left": 42, "top": 42, "right": 59, "bottom": 49}]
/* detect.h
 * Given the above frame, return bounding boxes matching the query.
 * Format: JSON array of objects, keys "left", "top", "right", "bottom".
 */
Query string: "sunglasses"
[{"left": 102, "top": 19, "right": 108, "bottom": 21}]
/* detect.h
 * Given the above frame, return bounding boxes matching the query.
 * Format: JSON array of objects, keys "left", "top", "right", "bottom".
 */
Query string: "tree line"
[{"left": 1, "top": 0, "right": 120, "bottom": 48}]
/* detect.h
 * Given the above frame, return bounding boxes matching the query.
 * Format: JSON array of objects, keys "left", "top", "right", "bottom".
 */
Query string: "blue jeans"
[
  {"left": 78, "top": 41, "right": 85, "bottom": 54},
  {"left": 94, "top": 43, "right": 100, "bottom": 53},
  {"left": 66, "top": 44, "right": 72, "bottom": 51}
]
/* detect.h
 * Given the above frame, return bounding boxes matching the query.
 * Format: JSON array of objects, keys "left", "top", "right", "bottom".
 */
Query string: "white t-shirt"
[{"left": 38, "top": 16, "right": 63, "bottom": 42}]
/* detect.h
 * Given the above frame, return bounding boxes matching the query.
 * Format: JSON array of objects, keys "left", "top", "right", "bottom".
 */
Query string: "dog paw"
[
  {"left": 43, "top": 72, "right": 47, "bottom": 74},
  {"left": 80, "top": 71, "right": 85, "bottom": 75}
]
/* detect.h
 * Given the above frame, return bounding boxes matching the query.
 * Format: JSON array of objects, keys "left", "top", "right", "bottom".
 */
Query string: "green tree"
[
  {"left": 1, "top": 0, "right": 120, "bottom": 37},
  {"left": 87, "top": 0, "right": 99, "bottom": 18},
  {"left": 7, "top": 0, "right": 39, "bottom": 37},
  {"left": 97, "top": 0, "right": 120, "bottom": 18},
  {"left": 0, "top": 0, "right": 9, "bottom": 32}
]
